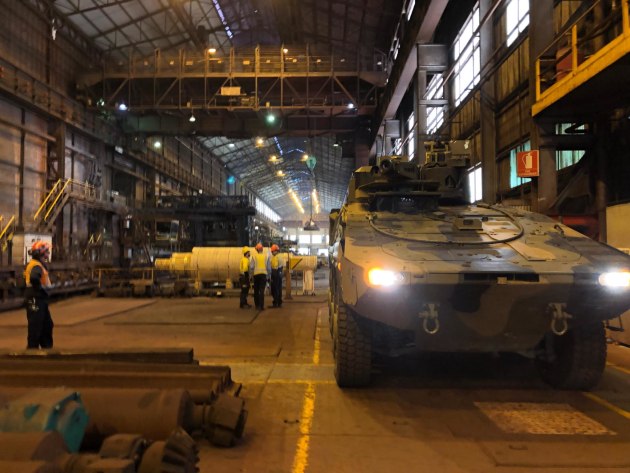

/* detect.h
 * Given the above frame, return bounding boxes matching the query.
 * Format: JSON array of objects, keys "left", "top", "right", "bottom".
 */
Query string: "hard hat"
[
  {"left": 242, "top": 246, "right": 250, "bottom": 255},
  {"left": 271, "top": 244, "right": 280, "bottom": 252},
  {"left": 31, "top": 241, "right": 51, "bottom": 257},
  {"left": 255, "top": 243, "right": 263, "bottom": 251}
]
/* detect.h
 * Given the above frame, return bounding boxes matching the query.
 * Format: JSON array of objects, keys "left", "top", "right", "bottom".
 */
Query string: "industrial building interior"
[{"left": 2, "top": 0, "right": 630, "bottom": 471}]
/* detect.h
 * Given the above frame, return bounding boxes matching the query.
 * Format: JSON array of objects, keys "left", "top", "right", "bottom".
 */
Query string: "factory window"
[
  {"left": 299, "top": 234, "right": 311, "bottom": 245},
  {"left": 393, "top": 137, "right": 403, "bottom": 155},
  {"left": 509, "top": 141, "right": 531, "bottom": 188},
  {"left": 407, "top": 113, "right": 415, "bottom": 160},
  {"left": 406, "top": 0, "right": 416, "bottom": 21},
  {"left": 289, "top": 234, "right": 297, "bottom": 242},
  {"left": 467, "top": 164, "right": 483, "bottom": 202},
  {"left": 426, "top": 74, "right": 445, "bottom": 134},
  {"left": 453, "top": 5, "right": 480, "bottom": 106},
  {"left": 311, "top": 234, "right": 323, "bottom": 244},
  {"left": 297, "top": 247, "right": 310, "bottom": 255},
  {"left": 255, "top": 198, "right": 281, "bottom": 223},
  {"left": 555, "top": 123, "right": 586, "bottom": 170},
  {"left": 506, "top": 0, "right": 529, "bottom": 47}
]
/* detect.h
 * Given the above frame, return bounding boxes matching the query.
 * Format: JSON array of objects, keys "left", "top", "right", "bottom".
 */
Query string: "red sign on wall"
[{"left": 517, "top": 150, "right": 540, "bottom": 177}]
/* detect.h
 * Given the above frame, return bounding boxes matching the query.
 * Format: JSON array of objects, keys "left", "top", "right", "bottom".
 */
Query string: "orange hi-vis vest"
[{"left": 24, "top": 259, "right": 49, "bottom": 287}]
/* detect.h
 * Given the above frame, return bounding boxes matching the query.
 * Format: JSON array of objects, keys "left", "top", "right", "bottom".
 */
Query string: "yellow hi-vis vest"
[
  {"left": 271, "top": 254, "right": 281, "bottom": 270},
  {"left": 252, "top": 252, "right": 268, "bottom": 276},
  {"left": 240, "top": 256, "right": 250, "bottom": 275},
  {"left": 24, "top": 260, "right": 49, "bottom": 287}
]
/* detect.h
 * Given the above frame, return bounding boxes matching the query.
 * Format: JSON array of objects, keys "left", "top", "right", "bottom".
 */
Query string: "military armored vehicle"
[{"left": 328, "top": 142, "right": 630, "bottom": 389}]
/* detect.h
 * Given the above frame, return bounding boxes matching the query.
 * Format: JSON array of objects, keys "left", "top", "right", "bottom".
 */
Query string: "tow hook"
[
  {"left": 419, "top": 303, "right": 440, "bottom": 335},
  {"left": 549, "top": 302, "right": 571, "bottom": 336}
]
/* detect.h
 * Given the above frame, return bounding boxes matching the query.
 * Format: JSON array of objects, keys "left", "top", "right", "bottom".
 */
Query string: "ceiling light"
[
  {"left": 269, "top": 154, "right": 278, "bottom": 162},
  {"left": 189, "top": 112, "right": 196, "bottom": 122},
  {"left": 117, "top": 102, "right": 128, "bottom": 111},
  {"left": 283, "top": 48, "right": 288, "bottom": 54},
  {"left": 333, "top": 141, "right": 340, "bottom": 147},
  {"left": 265, "top": 113, "right": 276, "bottom": 124},
  {"left": 301, "top": 153, "right": 309, "bottom": 162},
  {"left": 228, "top": 143, "right": 235, "bottom": 148},
  {"left": 256, "top": 137, "right": 265, "bottom": 147},
  {"left": 347, "top": 102, "right": 355, "bottom": 109},
  {"left": 154, "top": 140, "right": 162, "bottom": 149},
  {"left": 277, "top": 170, "right": 285, "bottom": 177},
  {"left": 208, "top": 47, "right": 217, "bottom": 54}
]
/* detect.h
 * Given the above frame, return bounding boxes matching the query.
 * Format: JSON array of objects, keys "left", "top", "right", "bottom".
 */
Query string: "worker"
[
  {"left": 270, "top": 244, "right": 283, "bottom": 308},
  {"left": 250, "top": 243, "right": 270, "bottom": 310},
  {"left": 239, "top": 246, "right": 252, "bottom": 309},
  {"left": 24, "top": 241, "right": 54, "bottom": 349}
]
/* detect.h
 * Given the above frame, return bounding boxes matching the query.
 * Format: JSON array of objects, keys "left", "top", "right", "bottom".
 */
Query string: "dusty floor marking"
[
  {"left": 583, "top": 392, "right": 630, "bottom": 422},
  {"left": 607, "top": 361, "right": 630, "bottom": 377},
  {"left": 291, "top": 310, "right": 323, "bottom": 473}
]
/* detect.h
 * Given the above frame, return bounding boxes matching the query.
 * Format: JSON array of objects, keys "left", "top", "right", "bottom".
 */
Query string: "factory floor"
[{"left": 1, "top": 285, "right": 630, "bottom": 472}]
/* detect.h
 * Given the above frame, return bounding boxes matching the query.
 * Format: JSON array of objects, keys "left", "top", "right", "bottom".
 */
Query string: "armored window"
[{"left": 506, "top": 0, "right": 529, "bottom": 47}]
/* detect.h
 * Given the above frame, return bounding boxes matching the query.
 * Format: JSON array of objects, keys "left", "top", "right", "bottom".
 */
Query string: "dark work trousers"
[
  {"left": 253, "top": 274, "right": 267, "bottom": 310},
  {"left": 26, "top": 296, "right": 53, "bottom": 349},
  {"left": 271, "top": 269, "right": 283, "bottom": 307},
  {"left": 239, "top": 273, "right": 250, "bottom": 307}
]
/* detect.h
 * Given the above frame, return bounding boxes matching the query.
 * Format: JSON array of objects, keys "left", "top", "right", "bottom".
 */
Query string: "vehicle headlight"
[
  {"left": 598, "top": 272, "right": 630, "bottom": 288},
  {"left": 367, "top": 268, "right": 404, "bottom": 287}
]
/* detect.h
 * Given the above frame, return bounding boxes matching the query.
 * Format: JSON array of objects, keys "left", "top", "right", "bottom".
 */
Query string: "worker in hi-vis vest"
[
  {"left": 249, "top": 243, "right": 270, "bottom": 310},
  {"left": 270, "top": 244, "right": 283, "bottom": 308},
  {"left": 24, "top": 241, "right": 54, "bottom": 349},
  {"left": 239, "top": 246, "right": 252, "bottom": 309}
]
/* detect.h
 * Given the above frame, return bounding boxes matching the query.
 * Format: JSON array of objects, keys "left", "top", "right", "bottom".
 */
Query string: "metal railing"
[
  {"left": 535, "top": 0, "right": 630, "bottom": 101},
  {"left": 34, "top": 178, "right": 97, "bottom": 226},
  {"left": 105, "top": 45, "right": 388, "bottom": 77}
]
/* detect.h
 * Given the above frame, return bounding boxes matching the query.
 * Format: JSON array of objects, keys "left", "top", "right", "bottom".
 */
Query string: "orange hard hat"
[
  {"left": 270, "top": 244, "right": 280, "bottom": 252},
  {"left": 255, "top": 243, "right": 263, "bottom": 251},
  {"left": 31, "top": 241, "right": 51, "bottom": 257}
]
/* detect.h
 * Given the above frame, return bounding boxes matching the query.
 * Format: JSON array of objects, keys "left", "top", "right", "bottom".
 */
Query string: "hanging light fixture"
[{"left": 189, "top": 111, "right": 196, "bottom": 122}]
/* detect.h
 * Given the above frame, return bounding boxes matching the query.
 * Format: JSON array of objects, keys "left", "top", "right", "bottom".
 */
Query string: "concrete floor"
[{"left": 1, "top": 291, "right": 630, "bottom": 472}]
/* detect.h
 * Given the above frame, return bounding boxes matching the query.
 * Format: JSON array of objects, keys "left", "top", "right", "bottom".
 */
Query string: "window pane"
[{"left": 299, "top": 235, "right": 310, "bottom": 244}]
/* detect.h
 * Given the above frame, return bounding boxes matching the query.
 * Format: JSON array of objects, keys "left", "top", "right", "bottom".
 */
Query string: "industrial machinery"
[{"left": 328, "top": 143, "right": 630, "bottom": 389}]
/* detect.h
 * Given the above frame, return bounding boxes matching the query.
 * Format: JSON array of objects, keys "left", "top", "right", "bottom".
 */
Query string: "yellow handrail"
[
  {"left": 0, "top": 215, "right": 15, "bottom": 240},
  {"left": 33, "top": 179, "right": 62, "bottom": 221},
  {"left": 43, "top": 179, "right": 72, "bottom": 222}
]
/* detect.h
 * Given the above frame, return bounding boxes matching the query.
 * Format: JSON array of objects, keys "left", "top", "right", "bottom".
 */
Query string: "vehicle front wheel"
[
  {"left": 334, "top": 302, "right": 372, "bottom": 387},
  {"left": 536, "top": 322, "right": 607, "bottom": 391}
]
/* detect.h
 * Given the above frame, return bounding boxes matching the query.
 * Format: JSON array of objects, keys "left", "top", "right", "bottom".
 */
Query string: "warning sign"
[{"left": 517, "top": 150, "right": 539, "bottom": 177}]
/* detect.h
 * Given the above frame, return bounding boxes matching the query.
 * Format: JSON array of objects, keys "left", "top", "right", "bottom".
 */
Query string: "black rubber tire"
[
  {"left": 334, "top": 302, "right": 372, "bottom": 387},
  {"left": 536, "top": 322, "right": 607, "bottom": 391}
]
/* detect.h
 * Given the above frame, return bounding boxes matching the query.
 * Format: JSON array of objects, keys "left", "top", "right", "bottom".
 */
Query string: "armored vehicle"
[{"left": 328, "top": 143, "right": 630, "bottom": 389}]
